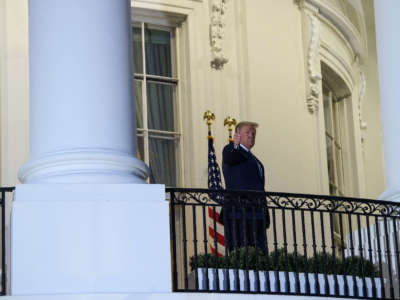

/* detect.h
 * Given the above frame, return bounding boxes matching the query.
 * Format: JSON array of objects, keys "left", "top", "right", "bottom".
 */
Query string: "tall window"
[
  {"left": 132, "top": 23, "right": 180, "bottom": 186},
  {"left": 322, "top": 69, "right": 358, "bottom": 249},
  {"left": 323, "top": 86, "right": 346, "bottom": 197},
  {"left": 322, "top": 77, "right": 353, "bottom": 245}
]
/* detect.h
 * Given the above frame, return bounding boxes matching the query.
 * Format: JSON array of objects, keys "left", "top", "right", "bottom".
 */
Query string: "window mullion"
[
  {"left": 333, "top": 100, "right": 343, "bottom": 193},
  {"left": 148, "top": 128, "right": 181, "bottom": 135},
  {"left": 334, "top": 99, "right": 344, "bottom": 193},
  {"left": 328, "top": 91, "right": 339, "bottom": 195},
  {"left": 341, "top": 98, "right": 350, "bottom": 194},
  {"left": 335, "top": 100, "right": 342, "bottom": 194},
  {"left": 174, "top": 26, "right": 184, "bottom": 187},
  {"left": 146, "top": 75, "right": 178, "bottom": 84},
  {"left": 141, "top": 22, "right": 150, "bottom": 170},
  {"left": 329, "top": 93, "right": 336, "bottom": 143}
]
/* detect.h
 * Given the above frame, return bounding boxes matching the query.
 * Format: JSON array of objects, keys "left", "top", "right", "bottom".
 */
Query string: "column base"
[
  {"left": 18, "top": 149, "right": 149, "bottom": 183},
  {"left": 11, "top": 184, "right": 170, "bottom": 295},
  {"left": 379, "top": 188, "right": 400, "bottom": 202}
]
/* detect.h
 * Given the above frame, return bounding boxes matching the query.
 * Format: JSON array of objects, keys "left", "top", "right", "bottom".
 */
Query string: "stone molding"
[
  {"left": 304, "top": 0, "right": 366, "bottom": 61},
  {"left": 18, "top": 148, "right": 149, "bottom": 184}
]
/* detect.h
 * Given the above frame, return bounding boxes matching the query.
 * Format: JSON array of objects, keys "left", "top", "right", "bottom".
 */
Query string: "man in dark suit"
[{"left": 222, "top": 121, "right": 269, "bottom": 252}]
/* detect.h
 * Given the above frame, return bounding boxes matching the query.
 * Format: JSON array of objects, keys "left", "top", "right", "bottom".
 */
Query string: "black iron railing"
[
  {"left": 0, "top": 187, "right": 14, "bottom": 296},
  {"left": 167, "top": 188, "right": 400, "bottom": 299}
]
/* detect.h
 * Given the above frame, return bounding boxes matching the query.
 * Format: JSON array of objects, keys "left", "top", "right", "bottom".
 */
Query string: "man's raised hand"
[{"left": 233, "top": 132, "right": 240, "bottom": 147}]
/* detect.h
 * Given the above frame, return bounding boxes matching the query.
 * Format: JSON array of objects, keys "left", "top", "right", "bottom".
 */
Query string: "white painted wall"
[
  {"left": 360, "top": 0, "right": 385, "bottom": 199},
  {"left": 245, "top": 0, "right": 317, "bottom": 194},
  {"left": 0, "top": 0, "right": 29, "bottom": 187}
]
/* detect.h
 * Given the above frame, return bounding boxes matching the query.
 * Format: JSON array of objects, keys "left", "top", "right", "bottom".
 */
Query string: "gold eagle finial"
[
  {"left": 224, "top": 116, "right": 237, "bottom": 142},
  {"left": 203, "top": 111, "right": 216, "bottom": 140}
]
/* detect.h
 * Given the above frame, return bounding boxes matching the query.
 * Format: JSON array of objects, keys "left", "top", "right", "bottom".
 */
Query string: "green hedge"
[{"left": 190, "top": 247, "right": 379, "bottom": 277}]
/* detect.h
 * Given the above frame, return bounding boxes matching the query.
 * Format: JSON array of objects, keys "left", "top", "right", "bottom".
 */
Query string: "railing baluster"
[
  {"left": 339, "top": 212, "right": 349, "bottom": 297},
  {"left": 391, "top": 217, "right": 400, "bottom": 300},
  {"left": 310, "top": 210, "right": 320, "bottom": 295},
  {"left": 242, "top": 196, "right": 250, "bottom": 292},
  {"left": 252, "top": 203, "right": 260, "bottom": 292},
  {"left": 320, "top": 211, "right": 329, "bottom": 295},
  {"left": 192, "top": 205, "right": 199, "bottom": 290},
  {"left": 212, "top": 206, "right": 220, "bottom": 291},
  {"left": 282, "top": 207, "right": 290, "bottom": 293},
  {"left": 222, "top": 194, "right": 230, "bottom": 292},
  {"left": 1, "top": 191, "right": 6, "bottom": 296},
  {"left": 169, "top": 191, "right": 178, "bottom": 291},
  {"left": 291, "top": 209, "right": 300, "bottom": 294},
  {"left": 383, "top": 216, "right": 395, "bottom": 299},
  {"left": 231, "top": 202, "right": 239, "bottom": 291},
  {"left": 375, "top": 215, "right": 385, "bottom": 299},
  {"left": 356, "top": 214, "right": 367, "bottom": 297},
  {"left": 347, "top": 212, "right": 358, "bottom": 297},
  {"left": 301, "top": 210, "right": 310, "bottom": 295},
  {"left": 181, "top": 201, "right": 189, "bottom": 290},
  {"left": 262, "top": 196, "right": 271, "bottom": 293},
  {"left": 201, "top": 203, "right": 210, "bottom": 291},
  {"left": 329, "top": 211, "right": 339, "bottom": 296},
  {"left": 272, "top": 208, "right": 280, "bottom": 293},
  {"left": 365, "top": 215, "right": 376, "bottom": 299}
]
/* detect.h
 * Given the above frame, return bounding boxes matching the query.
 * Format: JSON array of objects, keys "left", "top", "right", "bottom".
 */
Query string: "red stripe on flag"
[
  {"left": 208, "top": 226, "right": 225, "bottom": 246},
  {"left": 208, "top": 207, "right": 223, "bottom": 225},
  {"left": 210, "top": 245, "right": 224, "bottom": 257}
]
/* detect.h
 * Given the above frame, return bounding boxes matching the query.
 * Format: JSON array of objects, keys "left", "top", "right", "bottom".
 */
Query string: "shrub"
[{"left": 189, "top": 247, "right": 379, "bottom": 277}]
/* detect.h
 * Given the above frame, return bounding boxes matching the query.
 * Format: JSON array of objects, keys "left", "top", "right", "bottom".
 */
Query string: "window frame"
[{"left": 133, "top": 21, "right": 183, "bottom": 187}]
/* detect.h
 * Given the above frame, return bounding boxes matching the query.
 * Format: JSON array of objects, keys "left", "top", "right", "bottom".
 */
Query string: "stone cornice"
[{"left": 305, "top": 0, "right": 366, "bottom": 62}]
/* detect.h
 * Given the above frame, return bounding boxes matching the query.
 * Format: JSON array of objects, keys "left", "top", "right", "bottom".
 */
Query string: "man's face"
[{"left": 239, "top": 125, "right": 256, "bottom": 150}]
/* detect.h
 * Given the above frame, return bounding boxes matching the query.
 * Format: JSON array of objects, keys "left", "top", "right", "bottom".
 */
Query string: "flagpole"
[
  {"left": 224, "top": 116, "right": 237, "bottom": 142},
  {"left": 203, "top": 110, "right": 225, "bottom": 257}
]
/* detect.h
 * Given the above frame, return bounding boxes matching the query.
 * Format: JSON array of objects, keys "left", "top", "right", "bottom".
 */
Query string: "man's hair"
[{"left": 235, "top": 121, "right": 259, "bottom": 133}]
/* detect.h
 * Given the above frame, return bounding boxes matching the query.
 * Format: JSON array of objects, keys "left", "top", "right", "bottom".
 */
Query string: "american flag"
[{"left": 207, "top": 137, "right": 225, "bottom": 256}]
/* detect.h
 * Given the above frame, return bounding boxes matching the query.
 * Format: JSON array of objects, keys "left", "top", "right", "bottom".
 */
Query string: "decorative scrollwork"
[
  {"left": 167, "top": 188, "right": 400, "bottom": 217},
  {"left": 301, "top": 7, "right": 322, "bottom": 114}
]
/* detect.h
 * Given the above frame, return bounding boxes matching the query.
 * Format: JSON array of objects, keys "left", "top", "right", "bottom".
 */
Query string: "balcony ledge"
[{"left": 0, "top": 293, "right": 367, "bottom": 300}]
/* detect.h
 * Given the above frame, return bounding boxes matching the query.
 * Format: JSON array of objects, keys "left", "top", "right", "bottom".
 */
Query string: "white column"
[
  {"left": 375, "top": 0, "right": 400, "bottom": 202},
  {"left": 11, "top": 0, "right": 170, "bottom": 295},
  {"left": 18, "top": 0, "right": 148, "bottom": 183}
]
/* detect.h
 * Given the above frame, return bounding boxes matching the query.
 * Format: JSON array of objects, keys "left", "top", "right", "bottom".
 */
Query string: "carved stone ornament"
[
  {"left": 358, "top": 71, "right": 367, "bottom": 152},
  {"left": 294, "top": 0, "right": 303, "bottom": 9},
  {"left": 210, "top": 0, "right": 229, "bottom": 70},
  {"left": 358, "top": 71, "right": 367, "bottom": 130},
  {"left": 306, "top": 10, "right": 322, "bottom": 113}
]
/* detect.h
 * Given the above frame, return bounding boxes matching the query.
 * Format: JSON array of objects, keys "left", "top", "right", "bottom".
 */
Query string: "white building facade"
[
  {"left": 0, "top": 0, "right": 398, "bottom": 299},
  {"left": 0, "top": 0, "right": 386, "bottom": 198}
]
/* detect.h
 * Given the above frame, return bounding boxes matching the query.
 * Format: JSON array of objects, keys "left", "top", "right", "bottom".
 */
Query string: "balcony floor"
[{"left": 1, "top": 293, "right": 367, "bottom": 300}]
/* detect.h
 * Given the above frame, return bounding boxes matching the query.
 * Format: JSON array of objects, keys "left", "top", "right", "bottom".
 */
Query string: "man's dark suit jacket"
[
  {"left": 222, "top": 142, "right": 265, "bottom": 191},
  {"left": 221, "top": 142, "right": 270, "bottom": 251}
]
